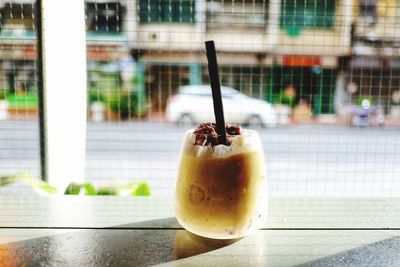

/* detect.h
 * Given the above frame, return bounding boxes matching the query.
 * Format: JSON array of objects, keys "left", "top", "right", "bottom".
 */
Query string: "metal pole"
[{"left": 35, "top": 0, "right": 47, "bottom": 182}]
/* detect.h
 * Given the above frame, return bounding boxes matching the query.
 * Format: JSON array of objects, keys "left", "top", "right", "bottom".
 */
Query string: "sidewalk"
[
  {"left": 4, "top": 109, "right": 400, "bottom": 127},
  {"left": 290, "top": 114, "right": 400, "bottom": 127}
]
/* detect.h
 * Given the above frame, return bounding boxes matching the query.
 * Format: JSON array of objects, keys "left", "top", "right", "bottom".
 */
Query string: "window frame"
[
  {"left": 280, "top": 0, "right": 337, "bottom": 29},
  {"left": 138, "top": 0, "right": 196, "bottom": 24}
]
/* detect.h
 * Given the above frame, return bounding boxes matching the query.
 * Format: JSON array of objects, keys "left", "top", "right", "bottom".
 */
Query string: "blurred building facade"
[
  {"left": 0, "top": 0, "right": 399, "bottom": 120},
  {"left": 0, "top": 1, "right": 36, "bottom": 93},
  {"left": 342, "top": 0, "right": 400, "bottom": 119},
  {"left": 131, "top": 0, "right": 354, "bottom": 115}
]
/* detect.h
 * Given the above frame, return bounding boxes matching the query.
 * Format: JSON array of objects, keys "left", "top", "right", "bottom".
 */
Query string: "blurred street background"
[
  {"left": 0, "top": 0, "right": 400, "bottom": 196},
  {"left": 1, "top": 120, "right": 399, "bottom": 197}
]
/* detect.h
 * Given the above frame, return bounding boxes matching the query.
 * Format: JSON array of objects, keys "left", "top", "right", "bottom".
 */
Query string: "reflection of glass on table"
[{"left": 173, "top": 230, "right": 240, "bottom": 259}]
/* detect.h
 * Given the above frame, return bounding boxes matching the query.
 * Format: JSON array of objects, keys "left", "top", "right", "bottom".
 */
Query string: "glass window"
[
  {"left": 139, "top": 0, "right": 195, "bottom": 23},
  {"left": 206, "top": 0, "right": 269, "bottom": 30},
  {"left": 280, "top": 0, "right": 336, "bottom": 28},
  {"left": 86, "top": 2, "right": 125, "bottom": 32},
  {"left": 359, "top": 0, "right": 376, "bottom": 21},
  {"left": 0, "top": 3, "right": 35, "bottom": 31},
  {"left": 0, "top": 0, "right": 398, "bottom": 204}
]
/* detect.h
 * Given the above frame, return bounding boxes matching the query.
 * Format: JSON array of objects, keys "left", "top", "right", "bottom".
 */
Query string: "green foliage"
[
  {"left": 64, "top": 182, "right": 81, "bottom": 195},
  {"left": 88, "top": 88, "right": 148, "bottom": 119},
  {"left": 0, "top": 89, "right": 7, "bottom": 100},
  {"left": 88, "top": 89, "right": 105, "bottom": 104},
  {"left": 273, "top": 93, "right": 296, "bottom": 107},
  {"left": 134, "top": 182, "right": 151, "bottom": 196},
  {"left": 6, "top": 91, "right": 38, "bottom": 109},
  {"left": 83, "top": 183, "right": 98, "bottom": 195},
  {"left": 64, "top": 182, "right": 98, "bottom": 195},
  {"left": 96, "top": 180, "right": 151, "bottom": 196},
  {"left": 107, "top": 91, "right": 133, "bottom": 119},
  {"left": 104, "top": 90, "right": 146, "bottom": 119},
  {"left": 0, "top": 172, "right": 151, "bottom": 197},
  {"left": 0, "top": 172, "right": 57, "bottom": 196},
  {"left": 64, "top": 181, "right": 151, "bottom": 196}
]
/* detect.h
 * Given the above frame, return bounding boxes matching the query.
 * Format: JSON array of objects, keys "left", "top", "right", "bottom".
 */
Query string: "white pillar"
[
  {"left": 342, "top": 0, "right": 354, "bottom": 53},
  {"left": 41, "top": 0, "right": 87, "bottom": 191}
]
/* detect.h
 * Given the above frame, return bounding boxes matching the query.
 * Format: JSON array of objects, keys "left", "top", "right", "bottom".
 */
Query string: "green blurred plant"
[
  {"left": 0, "top": 172, "right": 57, "bottom": 196},
  {"left": 273, "top": 93, "right": 296, "bottom": 107},
  {"left": 65, "top": 180, "right": 151, "bottom": 196},
  {"left": 88, "top": 89, "right": 106, "bottom": 105},
  {"left": 64, "top": 182, "right": 98, "bottom": 195},
  {"left": 0, "top": 172, "right": 151, "bottom": 197},
  {"left": 6, "top": 91, "right": 38, "bottom": 109},
  {"left": 104, "top": 90, "right": 146, "bottom": 119},
  {"left": 0, "top": 89, "right": 7, "bottom": 100},
  {"left": 107, "top": 91, "right": 133, "bottom": 119}
]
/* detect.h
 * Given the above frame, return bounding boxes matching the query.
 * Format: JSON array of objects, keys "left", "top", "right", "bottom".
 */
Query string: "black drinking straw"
[{"left": 205, "top": 40, "right": 227, "bottom": 145}]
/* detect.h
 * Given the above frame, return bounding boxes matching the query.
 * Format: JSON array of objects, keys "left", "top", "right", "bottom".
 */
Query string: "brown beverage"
[{"left": 175, "top": 124, "right": 267, "bottom": 239}]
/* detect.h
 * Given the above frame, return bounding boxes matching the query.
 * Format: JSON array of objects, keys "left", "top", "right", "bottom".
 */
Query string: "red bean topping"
[{"left": 193, "top": 123, "right": 241, "bottom": 146}]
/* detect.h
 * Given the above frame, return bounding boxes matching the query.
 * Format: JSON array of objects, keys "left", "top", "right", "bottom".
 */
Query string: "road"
[{"left": 1, "top": 120, "right": 400, "bottom": 197}]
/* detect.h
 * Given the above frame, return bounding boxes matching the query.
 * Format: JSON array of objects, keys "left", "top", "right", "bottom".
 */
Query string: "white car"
[{"left": 166, "top": 85, "right": 277, "bottom": 127}]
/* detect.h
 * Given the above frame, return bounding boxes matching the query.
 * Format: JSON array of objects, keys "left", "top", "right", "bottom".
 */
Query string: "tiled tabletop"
[{"left": 1, "top": 196, "right": 400, "bottom": 266}]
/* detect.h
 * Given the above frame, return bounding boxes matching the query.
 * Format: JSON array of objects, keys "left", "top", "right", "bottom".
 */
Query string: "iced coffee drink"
[{"left": 175, "top": 123, "right": 267, "bottom": 239}]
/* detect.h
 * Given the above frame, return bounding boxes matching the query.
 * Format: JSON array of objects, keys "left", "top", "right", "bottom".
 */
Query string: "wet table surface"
[{"left": 1, "top": 196, "right": 400, "bottom": 266}]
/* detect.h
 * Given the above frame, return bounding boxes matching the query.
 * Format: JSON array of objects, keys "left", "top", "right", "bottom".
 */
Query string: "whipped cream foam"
[{"left": 182, "top": 128, "right": 263, "bottom": 158}]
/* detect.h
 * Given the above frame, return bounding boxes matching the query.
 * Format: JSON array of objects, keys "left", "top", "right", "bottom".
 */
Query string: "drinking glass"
[{"left": 175, "top": 129, "right": 267, "bottom": 239}]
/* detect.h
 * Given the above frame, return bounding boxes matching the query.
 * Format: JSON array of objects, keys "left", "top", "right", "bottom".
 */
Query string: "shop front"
[{"left": 273, "top": 55, "right": 337, "bottom": 117}]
